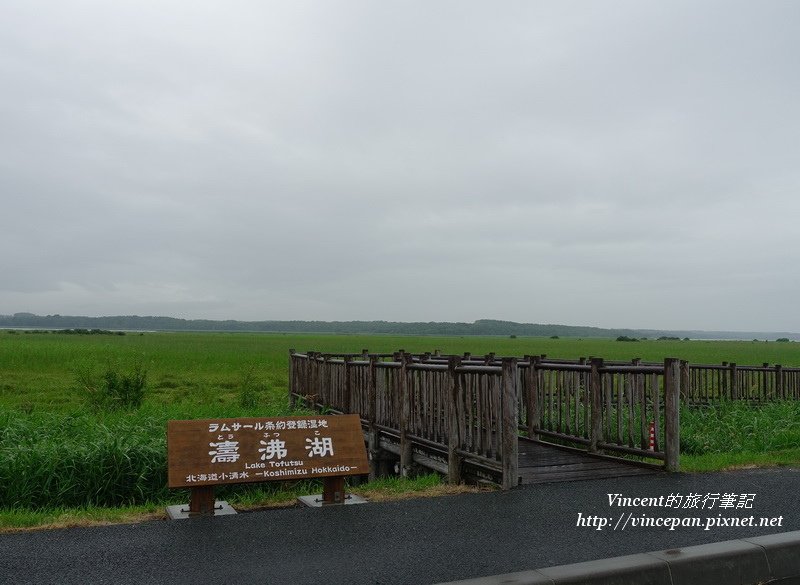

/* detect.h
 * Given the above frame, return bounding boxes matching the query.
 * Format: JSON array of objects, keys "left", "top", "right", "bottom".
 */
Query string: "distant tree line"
[
  {"left": 1, "top": 313, "right": 797, "bottom": 341},
  {"left": 6, "top": 328, "right": 124, "bottom": 336}
]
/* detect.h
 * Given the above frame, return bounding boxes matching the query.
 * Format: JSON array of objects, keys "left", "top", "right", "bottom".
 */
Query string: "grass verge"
[{"left": 0, "top": 474, "right": 489, "bottom": 533}]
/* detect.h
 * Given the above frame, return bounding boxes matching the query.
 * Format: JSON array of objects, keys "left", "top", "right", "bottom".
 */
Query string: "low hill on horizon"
[{"left": 1, "top": 313, "right": 798, "bottom": 341}]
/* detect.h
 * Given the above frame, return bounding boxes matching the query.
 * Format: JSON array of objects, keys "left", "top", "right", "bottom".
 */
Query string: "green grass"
[
  {"left": 1, "top": 331, "right": 799, "bottom": 529},
  {"left": 679, "top": 400, "right": 800, "bottom": 471},
  {"left": 3, "top": 331, "right": 800, "bottom": 412}
]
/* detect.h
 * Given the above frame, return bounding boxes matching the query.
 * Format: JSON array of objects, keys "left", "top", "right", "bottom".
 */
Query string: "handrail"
[{"left": 289, "top": 350, "right": 686, "bottom": 487}]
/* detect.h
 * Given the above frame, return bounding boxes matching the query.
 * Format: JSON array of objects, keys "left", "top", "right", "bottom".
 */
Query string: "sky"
[{"left": 2, "top": 1, "right": 800, "bottom": 332}]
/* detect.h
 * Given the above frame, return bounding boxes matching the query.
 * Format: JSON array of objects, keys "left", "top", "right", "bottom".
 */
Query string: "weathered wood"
[
  {"left": 680, "top": 360, "right": 690, "bottom": 403},
  {"left": 289, "top": 351, "right": 705, "bottom": 488},
  {"left": 525, "top": 356, "right": 540, "bottom": 440},
  {"left": 342, "top": 356, "right": 352, "bottom": 413},
  {"left": 288, "top": 350, "right": 296, "bottom": 407},
  {"left": 589, "top": 358, "right": 603, "bottom": 454},
  {"left": 730, "top": 362, "right": 739, "bottom": 400},
  {"left": 492, "top": 373, "right": 501, "bottom": 458},
  {"left": 664, "top": 358, "right": 681, "bottom": 472},
  {"left": 603, "top": 371, "right": 612, "bottom": 442},
  {"left": 500, "top": 358, "right": 519, "bottom": 489},
  {"left": 399, "top": 353, "right": 413, "bottom": 477},
  {"left": 651, "top": 371, "right": 660, "bottom": 452},
  {"left": 625, "top": 372, "right": 634, "bottom": 448},
  {"left": 321, "top": 476, "right": 346, "bottom": 504},
  {"left": 447, "top": 357, "right": 463, "bottom": 484},
  {"left": 615, "top": 374, "right": 623, "bottom": 445},
  {"left": 304, "top": 351, "right": 314, "bottom": 408},
  {"left": 367, "top": 357, "right": 380, "bottom": 480},
  {"left": 518, "top": 438, "right": 659, "bottom": 484},
  {"left": 547, "top": 368, "right": 554, "bottom": 433},
  {"left": 561, "top": 370, "right": 568, "bottom": 434},
  {"left": 189, "top": 486, "right": 216, "bottom": 515},
  {"left": 168, "top": 415, "right": 369, "bottom": 489},
  {"left": 476, "top": 374, "right": 485, "bottom": 456}
]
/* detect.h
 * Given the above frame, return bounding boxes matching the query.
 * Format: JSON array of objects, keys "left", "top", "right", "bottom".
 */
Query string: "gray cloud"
[{"left": 2, "top": 0, "right": 800, "bottom": 331}]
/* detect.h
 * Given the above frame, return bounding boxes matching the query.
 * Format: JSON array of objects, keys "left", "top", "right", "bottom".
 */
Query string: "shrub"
[
  {"left": 238, "top": 367, "right": 261, "bottom": 408},
  {"left": 80, "top": 363, "right": 147, "bottom": 411}
]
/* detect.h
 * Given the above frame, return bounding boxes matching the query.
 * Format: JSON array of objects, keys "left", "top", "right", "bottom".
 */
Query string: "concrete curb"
[{"left": 435, "top": 531, "right": 800, "bottom": 585}]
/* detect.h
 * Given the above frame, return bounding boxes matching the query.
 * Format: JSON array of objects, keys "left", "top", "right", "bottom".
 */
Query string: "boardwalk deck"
[
  {"left": 517, "top": 437, "right": 660, "bottom": 484},
  {"left": 290, "top": 351, "right": 676, "bottom": 487}
]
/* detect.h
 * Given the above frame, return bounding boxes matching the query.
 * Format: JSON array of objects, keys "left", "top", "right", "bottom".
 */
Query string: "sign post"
[{"left": 166, "top": 414, "right": 369, "bottom": 518}]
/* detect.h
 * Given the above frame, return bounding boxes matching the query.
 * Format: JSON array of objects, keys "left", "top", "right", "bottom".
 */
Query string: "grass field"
[
  {"left": 1, "top": 330, "right": 799, "bottom": 528},
  {"left": 4, "top": 331, "right": 800, "bottom": 412}
]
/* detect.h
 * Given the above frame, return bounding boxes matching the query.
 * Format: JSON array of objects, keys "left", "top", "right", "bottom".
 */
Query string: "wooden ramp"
[{"left": 518, "top": 437, "right": 661, "bottom": 484}]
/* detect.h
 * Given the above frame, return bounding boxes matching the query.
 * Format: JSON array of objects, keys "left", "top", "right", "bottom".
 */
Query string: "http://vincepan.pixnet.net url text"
[{"left": 577, "top": 492, "right": 785, "bottom": 531}]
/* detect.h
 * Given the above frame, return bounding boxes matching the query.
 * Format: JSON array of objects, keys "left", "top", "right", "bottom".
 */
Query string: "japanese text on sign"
[{"left": 167, "top": 415, "right": 368, "bottom": 488}]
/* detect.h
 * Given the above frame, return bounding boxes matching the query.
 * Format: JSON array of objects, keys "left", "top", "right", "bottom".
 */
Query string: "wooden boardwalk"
[{"left": 518, "top": 438, "right": 660, "bottom": 484}]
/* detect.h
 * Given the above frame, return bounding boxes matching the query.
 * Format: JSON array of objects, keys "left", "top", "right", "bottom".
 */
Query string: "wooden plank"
[
  {"left": 516, "top": 438, "right": 659, "bottom": 484},
  {"left": 167, "top": 414, "right": 369, "bottom": 488},
  {"left": 664, "top": 358, "right": 680, "bottom": 472},
  {"left": 501, "top": 358, "right": 519, "bottom": 490},
  {"left": 447, "top": 357, "right": 462, "bottom": 484},
  {"left": 589, "top": 358, "right": 603, "bottom": 453},
  {"left": 399, "top": 354, "right": 413, "bottom": 476}
]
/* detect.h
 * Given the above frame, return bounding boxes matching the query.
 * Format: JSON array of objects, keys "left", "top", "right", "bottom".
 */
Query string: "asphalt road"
[{"left": 2, "top": 468, "right": 799, "bottom": 585}]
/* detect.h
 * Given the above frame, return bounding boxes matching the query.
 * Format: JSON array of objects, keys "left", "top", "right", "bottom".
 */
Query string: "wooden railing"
[
  {"left": 685, "top": 363, "right": 800, "bottom": 403},
  {"left": 289, "top": 351, "right": 683, "bottom": 488},
  {"left": 519, "top": 357, "right": 681, "bottom": 467}
]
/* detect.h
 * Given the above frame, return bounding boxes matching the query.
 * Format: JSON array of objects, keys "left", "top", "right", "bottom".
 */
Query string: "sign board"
[{"left": 167, "top": 414, "right": 368, "bottom": 489}]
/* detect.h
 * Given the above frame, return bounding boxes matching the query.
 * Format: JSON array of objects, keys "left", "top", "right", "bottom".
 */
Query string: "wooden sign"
[{"left": 167, "top": 414, "right": 368, "bottom": 489}]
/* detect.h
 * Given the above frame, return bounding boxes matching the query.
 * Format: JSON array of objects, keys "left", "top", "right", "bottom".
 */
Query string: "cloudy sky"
[{"left": 2, "top": 1, "right": 799, "bottom": 331}]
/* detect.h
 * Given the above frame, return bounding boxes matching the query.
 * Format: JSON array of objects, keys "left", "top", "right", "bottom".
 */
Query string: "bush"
[
  {"left": 238, "top": 366, "right": 268, "bottom": 408},
  {"left": 616, "top": 335, "right": 638, "bottom": 342},
  {"left": 80, "top": 363, "right": 147, "bottom": 411}
]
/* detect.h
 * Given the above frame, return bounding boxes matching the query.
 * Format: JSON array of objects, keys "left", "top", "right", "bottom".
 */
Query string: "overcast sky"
[{"left": 2, "top": 1, "right": 799, "bottom": 331}]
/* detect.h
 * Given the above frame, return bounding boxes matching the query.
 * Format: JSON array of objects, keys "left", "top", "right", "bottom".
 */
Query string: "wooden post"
[
  {"left": 501, "top": 358, "right": 519, "bottom": 489},
  {"left": 361, "top": 348, "right": 369, "bottom": 360},
  {"left": 730, "top": 363, "right": 739, "bottom": 400},
  {"left": 589, "top": 358, "right": 603, "bottom": 454},
  {"left": 367, "top": 357, "right": 380, "bottom": 480},
  {"left": 579, "top": 357, "right": 589, "bottom": 439},
  {"left": 343, "top": 356, "right": 352, "bottom": 413},
  {"left": 321, "top": 476, "right": 346, "bottom": 505},
  {"left": 288, "top": 349, "right": 296, "bottom": 408},
  {"left": 776, "top": 365, "right": 784, "bottom": 400},
  {"left": 304, "top": 351, "right": 314, "bottom": 408},
  {"left": 680, "top": 360, "right": 690, "bottom": 403},
  {"left": 399, "top": 352, "right": 413, "bottom": 477},
  {"left": 447, "top": 357, "right": 463, "bottom": 484},
  {"left": 631, "top": 358, "right": 642, "bottom": 405},
  {"left": 321, "top": 354, "right": 330, "bottom": 409},
  {"left": 664, "top": 358, "right": 680, "bottom": 472},
  {"left": 188, "top": 486, "right": 216, "bottom": 516},
  {"left": 525, "top": 355, "right": 540, "bottom": 441}
]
